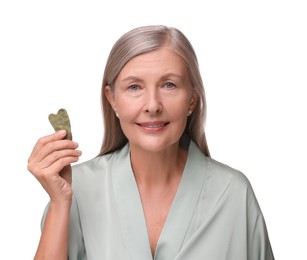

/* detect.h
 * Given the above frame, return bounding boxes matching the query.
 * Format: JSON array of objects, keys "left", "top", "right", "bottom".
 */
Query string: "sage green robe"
[{"left": 41, "top": 141, "right": 274, "bottom": 259}]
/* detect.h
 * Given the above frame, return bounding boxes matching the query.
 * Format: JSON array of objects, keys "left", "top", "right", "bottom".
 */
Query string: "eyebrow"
[
  {"left": 161, "top": 73, "right": 184, "bottom": 80},
  {"left": 118, "top": 76, "right": 143, "bottom": 83}
]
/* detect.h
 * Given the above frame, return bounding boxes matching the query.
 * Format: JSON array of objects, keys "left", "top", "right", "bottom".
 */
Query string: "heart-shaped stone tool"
[{"left": 48, "top": 108, "right": 72, "bottom": 140}]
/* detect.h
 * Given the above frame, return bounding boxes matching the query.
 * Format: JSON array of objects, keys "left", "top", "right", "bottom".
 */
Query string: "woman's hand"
[{"left": 28, "top": 130, "right": 82, "bottom": 204}]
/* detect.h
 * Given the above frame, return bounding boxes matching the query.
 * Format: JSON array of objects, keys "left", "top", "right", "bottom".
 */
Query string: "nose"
[{"left": 144, "top": 88, "right": 162, "bottom": 114}]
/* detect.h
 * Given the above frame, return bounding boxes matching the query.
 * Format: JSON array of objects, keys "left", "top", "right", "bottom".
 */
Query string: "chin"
[{"left": 130, "top": 138, "right": 180, "bottom": 153}]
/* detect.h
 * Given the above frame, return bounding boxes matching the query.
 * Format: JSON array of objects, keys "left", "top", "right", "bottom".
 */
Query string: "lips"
[{"left": 136, "top": 121, "right": 170, "bottom": 129}]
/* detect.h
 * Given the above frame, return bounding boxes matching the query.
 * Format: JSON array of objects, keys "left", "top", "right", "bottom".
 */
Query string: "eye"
[
  {"left": 128, "top": 84, "right": 140, "bottom": 91},
  {"left": 164, "top": 82, "right": 176, "bottom": 89}
]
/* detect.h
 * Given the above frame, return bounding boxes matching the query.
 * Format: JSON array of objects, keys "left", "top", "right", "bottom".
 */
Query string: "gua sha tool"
[{"left": 48, "top": 108, "right": 72, "bottom": 140}]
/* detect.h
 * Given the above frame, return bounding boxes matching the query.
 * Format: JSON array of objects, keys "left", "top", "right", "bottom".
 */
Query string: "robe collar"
[{"left": 113, "top": 140, "right": 208, "bottom": 260}]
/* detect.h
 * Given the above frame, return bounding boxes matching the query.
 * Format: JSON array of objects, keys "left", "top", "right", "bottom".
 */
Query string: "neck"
[{"left": 129, "top": 143, "right": 187, "bottom": 189}]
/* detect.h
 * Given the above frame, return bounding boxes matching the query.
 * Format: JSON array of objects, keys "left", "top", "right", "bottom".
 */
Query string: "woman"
[{"left": 28, "top": 25, "right": 275, "bottom": 259}]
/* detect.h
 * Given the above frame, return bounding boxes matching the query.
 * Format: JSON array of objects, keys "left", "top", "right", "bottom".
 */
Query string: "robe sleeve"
[
  {"left": 246, "top": 184, "right": 275, "bottom": 260},
  {"left": 40, "top": 195, "right": 87, "bottom": 260}
]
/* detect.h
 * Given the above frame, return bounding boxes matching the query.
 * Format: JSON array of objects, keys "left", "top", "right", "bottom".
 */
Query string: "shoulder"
[
  {"left": 187, "top": 143, "right": 264, "bottom": 223},
  {"left": 188, "top": 141, "right": 258, "bottom": 207},
  {"left": 205, "top": 157, "right": 251, "bottom": 190},
  {"left": 200, "top": 156, "right": 261, "bottom": 211},
  {"left": 189, "top": 141, "right": 251, "bottom": 191},
  {"left": 202, "top": 156, "right": 260, "bottom": 209}
]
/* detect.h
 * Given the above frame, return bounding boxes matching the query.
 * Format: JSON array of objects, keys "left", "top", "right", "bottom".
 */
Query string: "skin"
[{"left": 105, "top": 47, "right": 197, "bottom": 256}]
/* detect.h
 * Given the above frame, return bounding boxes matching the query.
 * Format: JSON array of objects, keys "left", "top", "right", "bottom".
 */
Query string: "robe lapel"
[
  {"left": 113, "top": 144, "right": 153, "bottom": 259},
  {"left": 113, "top": 142, "right": 208, "bottom": 260},
  {"left": 154, "top": 142, "right": 208, "bottom": 260}
]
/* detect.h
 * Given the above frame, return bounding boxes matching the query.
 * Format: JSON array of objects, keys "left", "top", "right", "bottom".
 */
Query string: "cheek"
[
  {"left": 166, "top": 96, "right": 190, "bottom": 117},
  {"left": 115, "top": 98, "right": 140, "bottom": 128},
  {"left": 115, "top": 96, "right": 136, "bottom": 115}
]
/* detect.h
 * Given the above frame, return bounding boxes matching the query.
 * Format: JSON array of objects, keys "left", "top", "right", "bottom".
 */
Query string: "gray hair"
[{"left": 99, "top": 25, "right": 210, "bottom": 157}]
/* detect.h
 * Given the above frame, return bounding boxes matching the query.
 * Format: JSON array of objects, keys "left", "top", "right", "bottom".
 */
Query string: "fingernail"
[{"left": 58, "top": 129, "right": 66, "bottom": 135}]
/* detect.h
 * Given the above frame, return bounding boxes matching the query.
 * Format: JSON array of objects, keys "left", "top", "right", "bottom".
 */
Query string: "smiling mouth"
[{"left": 136, "top": 122, "right": 170, "bottom": 128}]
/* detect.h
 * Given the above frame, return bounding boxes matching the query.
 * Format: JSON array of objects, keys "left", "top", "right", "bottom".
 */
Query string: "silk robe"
[{"left": 41, "top": 141, "right": 274, "bottom": 260}]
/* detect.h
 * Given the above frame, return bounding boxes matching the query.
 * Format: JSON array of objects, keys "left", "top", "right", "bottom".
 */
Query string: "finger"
[
  {"left": 34, "top": 139, "right": 79, "bottom": 163},
  {"left": 32, "top": 153, "right": 80, "bottom": 181},
  {"left": 28, "top": 146, "right": 81, "bottom": 179},
  {"left": 40, "top": 149, "right": 82, "bottom": 170},
  {"left": 28, "top": 130, "right": 67, "bottom": 160},
  {"left": 44, "top": 155, "right": 80, "bottom": 177}
]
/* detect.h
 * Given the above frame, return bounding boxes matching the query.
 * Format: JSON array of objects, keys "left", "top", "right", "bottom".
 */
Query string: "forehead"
[{"left": 116, "top": 48, "right": 188, "bottom": 80}]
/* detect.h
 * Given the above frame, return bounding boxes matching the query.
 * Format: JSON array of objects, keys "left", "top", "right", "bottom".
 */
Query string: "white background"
[{"left": 1, "top": 0, "right": 306, "bottom": 259}]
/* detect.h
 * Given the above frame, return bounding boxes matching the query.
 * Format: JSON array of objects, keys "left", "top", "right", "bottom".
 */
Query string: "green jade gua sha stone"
[{"left": 48, "top": 108, "right": 72, "bottom": 140}]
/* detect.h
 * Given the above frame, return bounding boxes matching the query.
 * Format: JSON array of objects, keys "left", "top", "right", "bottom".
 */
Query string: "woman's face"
[{"left": 106, "top": 48, "right": 197, "bottom": 153}]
